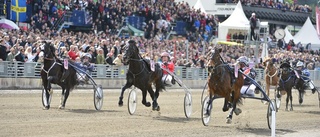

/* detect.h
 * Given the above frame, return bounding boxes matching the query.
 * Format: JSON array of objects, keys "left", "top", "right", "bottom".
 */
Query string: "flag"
[
  {"left": 316, "top": 6, "right": 320, "bottom": 38},
  {"left": 11, "top": 0, "right": 26, "bottom": 22}
]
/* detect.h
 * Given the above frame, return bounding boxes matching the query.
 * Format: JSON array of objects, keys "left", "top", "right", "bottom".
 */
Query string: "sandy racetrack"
[{"left": 0, "top": 89, "right": 319, "bottom": 137}]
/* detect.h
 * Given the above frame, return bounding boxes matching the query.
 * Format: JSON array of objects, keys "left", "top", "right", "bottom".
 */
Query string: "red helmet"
[{"left": 161, "top": 52, "right": 170, "bottom": 57}]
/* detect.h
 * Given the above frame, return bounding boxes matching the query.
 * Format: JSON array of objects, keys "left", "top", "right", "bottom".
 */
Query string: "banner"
[
  {"left": 316, "top": 6, "right": 320, "bottom": 38},
  {"left": 11, "top": 0, "right": 26, "bottom": 22}
]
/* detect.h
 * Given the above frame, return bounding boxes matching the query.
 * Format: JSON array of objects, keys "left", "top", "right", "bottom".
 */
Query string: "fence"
[{"left": 0, "top": 61, "right": 320, "bottom": 81}]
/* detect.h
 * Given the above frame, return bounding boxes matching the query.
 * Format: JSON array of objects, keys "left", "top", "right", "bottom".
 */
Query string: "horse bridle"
[
  {"left": 124, "top": 46, "right": 147, "bottom": 78},
  {"left": 265, "top": 62, "right": 278, "bottom": 84},
  {"left": 42, "top": 47, "right": 62, "bottom": 78}
]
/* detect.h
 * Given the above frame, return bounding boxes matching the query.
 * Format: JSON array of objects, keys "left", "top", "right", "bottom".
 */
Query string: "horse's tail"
[
  {"left": 65, "top": 67, "right": 78, "bottom": 91},
  {"left": 154, "top": 63, "right": 166, "bottom": 91}
]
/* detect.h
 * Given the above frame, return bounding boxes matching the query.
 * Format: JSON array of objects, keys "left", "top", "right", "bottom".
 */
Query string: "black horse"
[
  {"left": 278, "top": 62, "right": 296, "bottom": 111},
  {"left": 118, "top": 40, "right": 165, "bottom": 111},
  {"left": 40, "top": 41, "right": 77, "bottom": 109}
]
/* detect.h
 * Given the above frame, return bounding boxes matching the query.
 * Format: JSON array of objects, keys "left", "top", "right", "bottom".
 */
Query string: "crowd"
[
  {"left": 223, "top": 0, "right": 313, "bottom": 13},
  {"left": 0, "top": 0, "right": 318, "bottom": 71}
]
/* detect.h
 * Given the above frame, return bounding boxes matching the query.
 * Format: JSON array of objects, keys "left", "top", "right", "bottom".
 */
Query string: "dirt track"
[{"left": 0, "top": 88, "right": 319, "bottom": 137}]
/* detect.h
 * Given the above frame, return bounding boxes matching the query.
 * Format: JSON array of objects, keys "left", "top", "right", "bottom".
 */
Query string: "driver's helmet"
[
  {"left": 296, "top": 61, "right": 304, "bottom": 67},
  {"left": 81, "top": 53, "right": 92, "bottom": 62},
  {"left": 161, "top": 52, "right": 170, "bottom": 58},
  {"left": 237, "top": 56, "right": 249, "bottom": 66}
]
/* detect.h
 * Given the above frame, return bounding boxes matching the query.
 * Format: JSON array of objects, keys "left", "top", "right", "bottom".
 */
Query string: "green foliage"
[{"left": 284, "top": 0, "right": 294, "bottom": 4}]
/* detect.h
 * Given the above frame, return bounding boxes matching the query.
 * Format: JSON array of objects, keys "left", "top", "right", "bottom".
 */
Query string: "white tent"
[
  {"left": 193, "top": 0, "right": 206, "bottom": 14},
  {"left": 284, "top": 27, "right": 294, "bottom": 43},
  {"left": 218, "top": 1, "right": 250, "bottom": 41},
  {"left": 294, "top": 17, "right": 320, "bottom": 49}
]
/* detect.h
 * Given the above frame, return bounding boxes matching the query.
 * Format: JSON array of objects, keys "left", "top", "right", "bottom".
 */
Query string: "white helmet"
[
  {"left": 82, "top": 53, "right": 92, "bottom": 59},
  {"left": 296, "top": 61, "right": 304, "bottom": 67},
  {"left": 237, "top": 56, "right": 249, "bottom": 66}
]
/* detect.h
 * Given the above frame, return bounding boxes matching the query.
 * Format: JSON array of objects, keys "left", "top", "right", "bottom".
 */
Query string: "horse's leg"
[
  {"left": 59, "top": 87, "right": 70, "bottom": 109},
  {"left": 289, "top": 90, "right": 293, "bottom": 111},
  {"left": 42, "top": 80, "right": 51, "bottom": 109},
  {"left": 118, "top": 82, "right": 133, "bottom": 106},
  {"left": 141, "top": 87, "right": 151, "bottom": 107},
  {"left": 222, "top": 97, "right": 229, "bottom": 112},
  {"left": 152, "top": 86, "right": 160, "bottom": 111},
  {"left": 47, "top": 76, "right": 54, "bottom": 94},
  {"left": 285, "top": 91, "right": 289, "bottom": 111},
  {"left": 299, "top": 89, "right": 304, "bottom": 105},
  {"left": 266, "top": 82, "right": 270, "bottom": 97}
]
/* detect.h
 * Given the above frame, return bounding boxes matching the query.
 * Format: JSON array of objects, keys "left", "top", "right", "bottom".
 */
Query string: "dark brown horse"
[
  {"left": 263, "top": 58, "right": 280, "bottom": 97},
  {"left": 278, "top": 62, "right": 296, "bottom": 111},
  {"left": 118, "top": 40, "right": 165, "bottom": 111},
  {"left": 40, "top": 41, "right": 78, "bottom": 109},
  {"left": 205, "top": 48, "right": 244, "bottom": 123}
]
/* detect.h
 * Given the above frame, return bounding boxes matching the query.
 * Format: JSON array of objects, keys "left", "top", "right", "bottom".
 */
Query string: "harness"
[
  {"left": 42, "top": 57, "right": 62, "bottom": 78},
  {"left": 266, "top": 66, "right": 278, "bottom": 85},
  {"left": 127, "top": 58, "right": 147, "bottom": 78}
]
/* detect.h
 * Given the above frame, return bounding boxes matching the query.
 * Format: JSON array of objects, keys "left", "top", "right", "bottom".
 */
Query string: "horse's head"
[
  {"left": 122, "top": 40, "right": 139, "bottom": 65},
  {"left": 280, "top": 62, "right": 292, "bottom": 75},
  {"left": 264, "top": 58, "right": 276, "bottom": 74},
  {"left": 42, "top": 41, "right": 56, "bottom": 59},
  {"left": 209, "top": 47, "right": 223, "bottom": 67}
]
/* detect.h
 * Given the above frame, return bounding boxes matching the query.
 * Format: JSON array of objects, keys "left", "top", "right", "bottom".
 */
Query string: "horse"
[
  {"left": 40, "top": 41, "right": 78, "bottom": 109},
  {"left": 278, "top": 62, "right": 296, "bottom": 111},
  {"left": 206, "top": 47, "right": 244, "bottom": 123},
  {"left": 118, "top": 40, "right": 165, "bottom": 111},
  {"left": 263, "top": 58, "right": 280, "bottom": 97}
]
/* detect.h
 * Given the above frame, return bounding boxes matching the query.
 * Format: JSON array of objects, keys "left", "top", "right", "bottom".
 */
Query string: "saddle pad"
[
  {"left": 294, "top": 70, "right": 300, "bottom": 79},
  {"left": 64, "top": 59, "right": 68, "bottom": 70},
  {"left": 234, "top": 64, "right": 239, "bottom": 78},
  {"left": 150, "top": 60, "right": 155, "bottom": 72}
]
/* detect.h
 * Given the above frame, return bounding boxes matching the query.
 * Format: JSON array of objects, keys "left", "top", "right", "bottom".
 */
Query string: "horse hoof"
[
  {"left": 222, "top": 107, "right": 229, "bottom": 112},
  {"left": 43, "top": 106, "right": 50, "bottom": 110},
  {"left": 143, "top": 102, "right": 151, "bottom": 107},
  {"left": 118, "top": 101, "right": 123, "bottom": 107},
  {"left": 290, "top": 108, "right": 293, "bottom": 111},
  {"left": 153, "top": 106, "right": 160, "bottom": 111},
  {"left": 285, "top": 109, "right": 288, "bottom": 111},
  {"left": 226, "top": 118, "right": 232, "bottom": 124},
  {"left": 58, "top": 105, "right": 65, "bottom": 109},
  {"left": 234, "top": 108, "right": 242, "bottom": 116}
]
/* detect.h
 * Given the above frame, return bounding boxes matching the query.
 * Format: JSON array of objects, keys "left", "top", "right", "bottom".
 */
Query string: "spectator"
[
  {"left": 250, "top": 13, "right": 257, "bottom": 41},
  {"left": 96, "top": 48, "right": 105, "bottom": 64}
]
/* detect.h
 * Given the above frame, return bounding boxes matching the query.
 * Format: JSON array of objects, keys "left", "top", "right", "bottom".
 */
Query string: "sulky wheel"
[
  {"left": 201, "top": 96, "right": 212, "bottom": 126},
  {"left": 184, "top": 92, "right": 192, "bottom": 118},
  {"left": 128, "top": 88, "right": 137, "bottom": 115},
  {"left": 267, "top": 99, "right": 276, "bottom": 129},
  {"left": 318, "top": 91, "right": 320, "bottom": 108},
  {"left": 201, "top": 82, "right": 208, "bottom": 105},
  {"left": 94, "top": 85, "right": 103, "bottom": 110},
  {"left": 42, "top": 87, "right": 52, "bottom": 109}
]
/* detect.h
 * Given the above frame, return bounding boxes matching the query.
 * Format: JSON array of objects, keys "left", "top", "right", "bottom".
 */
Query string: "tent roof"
[
  {"left": 193, "top": 0, "right": 206, "bottom": 14},
  {"left": 219, "top": 1, "right": 249, "bottom": 28},
  {"left": 284, "top": 27, "right": 294, "bottom": 43},
  {"left": 294, "top": 17, "right": 320, "bottom": 45}
]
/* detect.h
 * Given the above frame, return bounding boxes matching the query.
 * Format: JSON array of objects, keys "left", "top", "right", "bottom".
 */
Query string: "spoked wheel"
[
  {"left": 201, "top": 82, "right": 208, "bottom": 105},
  {"left": 42, "top": 87, "right": 52, "bottom": 109},
  {"left": 201, "top": 96, "right": 212, "bottom": 126},
  {"left": 318, "top": 91, "right": 320, "bottom": 108},
  {"left": 128, "top": 89, "right": 137, "bottom": 115},
  {"left": 94, "top": 85, "right": 103, "bottom": 110},
  {"left": 184, "top": 92, "right": 192, "bottom": 118},
  {"left": 267, "top": 99, "right": 276, "bottom": 129}
]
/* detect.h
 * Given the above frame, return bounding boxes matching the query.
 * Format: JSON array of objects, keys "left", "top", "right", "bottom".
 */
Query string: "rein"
[
  {"left": 42, "top": 56, "right": 62, "bottom": 78},
  {"left": 128, "top": 58, "right": 146, "bottom": 78},
  {"left": 266, "top": 65, "right": 278, "bottom": 85}
]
